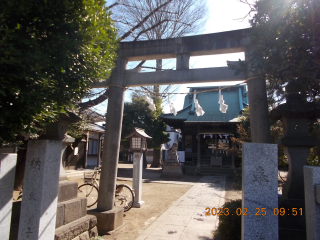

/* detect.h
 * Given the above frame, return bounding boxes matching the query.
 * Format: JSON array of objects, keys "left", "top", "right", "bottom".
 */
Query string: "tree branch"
[
  {"left": 79, "top": 89, "right": 109, "bottom": 110},
  {"left": 141, "top": 66, "right": 173, "bottom": 71},
  {"left": 113, "top": 2, "right": 177, "bottom": 14},
  {"left": 107, "top": 2, "right": 119, "bottom": 10},
  {"left": 120, "top": 0, "right": 173, "bottom": 40},
  {"left": 134, "top": 60, "right": 146, "bottom": 69},
  {"left": 82, "top": 0, "right": 205, "bottom": 110},
  {"left": 134, "top": 19, "right": 170, "bottom": 40}
]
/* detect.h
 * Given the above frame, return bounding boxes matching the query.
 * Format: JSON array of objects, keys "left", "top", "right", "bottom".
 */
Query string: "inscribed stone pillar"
[
  {"left": 304, "top": 166, "right": 320, "bottom": 240},
  {"left": 242, "top": 143, "right": 278, "bottom": 240},
  {"left": 133, "top": 152, "right": 144, "bottom": 208},
  {"left": 18, "top": 140, "right": 61, "bottom": 240},
  {"left": 0, "top": 153, "right": 17, "bottom": 240}
]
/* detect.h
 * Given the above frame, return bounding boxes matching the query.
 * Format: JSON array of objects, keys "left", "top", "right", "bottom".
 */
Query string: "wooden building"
[
  {"left": 63, "top": 110, "right": 105, "bottom": 169},
  {"left": 160, "top": 85, "right": 248, "bottom": 175}
]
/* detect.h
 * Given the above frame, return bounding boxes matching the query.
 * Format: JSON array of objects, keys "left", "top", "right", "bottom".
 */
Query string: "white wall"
[{"left": 167, "top": 131, "right": 180, "bottom": 147}]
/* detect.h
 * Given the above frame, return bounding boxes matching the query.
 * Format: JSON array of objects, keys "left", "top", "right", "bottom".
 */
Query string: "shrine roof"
[
  {"left": 88, "top": 123, "right": 105, "bottom": 133},
  {"left": 161, "top": 85, "right": 248, "bottom": 124},
  {"left": 125, "top": 127, "right": 152, "bottom": 139}
]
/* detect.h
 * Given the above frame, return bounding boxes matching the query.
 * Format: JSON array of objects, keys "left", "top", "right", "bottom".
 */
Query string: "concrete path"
[
  {"left": 65, "top": 166, "right": 226, "bottom": 239},
  {"left": 136, "top": 176, "right": 226, "bottom": 240}
]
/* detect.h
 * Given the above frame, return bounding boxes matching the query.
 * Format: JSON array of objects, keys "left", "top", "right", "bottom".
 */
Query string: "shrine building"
[{"left": 160, "top": 85, "right": 248, "bottom": 175}]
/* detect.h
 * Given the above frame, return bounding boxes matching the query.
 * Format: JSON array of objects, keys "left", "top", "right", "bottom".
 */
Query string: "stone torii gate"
[{"left": 92, "top": 28, "right": 271, "bottom": 229}]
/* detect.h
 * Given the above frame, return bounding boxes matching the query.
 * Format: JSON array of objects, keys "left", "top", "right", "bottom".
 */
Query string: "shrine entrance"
[
  {"left": 160, "top": 84, "right": 247, "bottom": 172},
  {"left": 92, "top": 28, "right": 270, "bottom": 213}
]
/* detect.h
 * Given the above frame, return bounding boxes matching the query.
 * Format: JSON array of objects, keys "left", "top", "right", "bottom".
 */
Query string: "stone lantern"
[
  {"left": 125, "top": 128, "right": 152, "bottom": 207},
  {"left": 39, "top": 112, "right": 81, "bottom": 181},
  {"left": 125, "top": 127, "right": 151, "bottom": 152},
  {"left": 270, "top": 81, "right": 320, "bottom": 238}
]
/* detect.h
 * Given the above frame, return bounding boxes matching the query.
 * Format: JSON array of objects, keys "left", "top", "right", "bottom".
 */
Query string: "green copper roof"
[{"left": 161, "top": 85, "right": 248, "bottom": 123}]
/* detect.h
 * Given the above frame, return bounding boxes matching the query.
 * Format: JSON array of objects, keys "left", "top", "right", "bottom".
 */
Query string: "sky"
[
  {"left": 166, "top": 0, "right": 252, "bottom": 112},
  {"left": 90, "top": 0, "right": 253, "bottom": 115}
]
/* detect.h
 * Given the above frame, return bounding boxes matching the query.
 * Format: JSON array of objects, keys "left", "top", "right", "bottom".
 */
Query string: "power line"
[{"left": 125, "top": 77, "right": 257, "bottom": 97}]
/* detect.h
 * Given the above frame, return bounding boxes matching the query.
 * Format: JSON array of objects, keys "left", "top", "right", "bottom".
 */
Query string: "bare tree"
[
  {"left": 111, "top": 0, "right": 208, "bottom": 167},
  {"left": 113, "top": 0, "right": 206, "bottom": 40},
  {"left": 80, "top": 0, "right": 175, "bottom": 110},
  {"left": 81, "top": 0, "right": 208, "bottom": 167},
  {"left": 112, "top": 0, "right": 207, "bottom": 98},
  {"left": 81, "top": 0, "right": 207, "bottom": 109}
]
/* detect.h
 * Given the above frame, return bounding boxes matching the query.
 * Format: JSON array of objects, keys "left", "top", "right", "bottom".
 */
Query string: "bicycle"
[{"left": 77, "top": 166, "right": 135, "bottom": 212}]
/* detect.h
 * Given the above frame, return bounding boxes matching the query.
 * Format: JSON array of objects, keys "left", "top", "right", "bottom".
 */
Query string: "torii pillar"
[
  {"left": 88, "top": 58, "right": 128, "bottom": 234},
  {"left": 245, "top": 47, "right": 271, "bottom": 143}
]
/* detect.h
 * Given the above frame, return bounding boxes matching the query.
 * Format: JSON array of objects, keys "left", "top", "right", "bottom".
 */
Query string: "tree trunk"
[
  {"left": 150, "top": 59, "right": 163, "bottom": 168},
  {"left": 150, "top": 147, "right": 162, "bottom": 168},
  {"left": 143, "top": 150, "right": 147, "bottom": 169},
  {"left": 153, "top": 59, "right": 162, "bottom": 94}
]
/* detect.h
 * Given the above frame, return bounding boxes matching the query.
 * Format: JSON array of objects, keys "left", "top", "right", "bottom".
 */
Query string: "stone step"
[
  {"left": 65, "top": 169, "right": 93, "bottom": 180},
  {"left": 56, "top": 197, "right": 87, "bottom": 228},
  {"left": 55, "top": 215, "right": 98, "bottom": 240},
  {"left": 10, "top": 197, "right": 90, "bottom": 240},
  {"left": 58, "top": 181, "right": 78, "bottom": 203}
]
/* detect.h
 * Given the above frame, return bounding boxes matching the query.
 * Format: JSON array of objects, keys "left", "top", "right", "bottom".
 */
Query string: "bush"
[{"left": 214, "top": 199, "right": 242, "bottom": 240}]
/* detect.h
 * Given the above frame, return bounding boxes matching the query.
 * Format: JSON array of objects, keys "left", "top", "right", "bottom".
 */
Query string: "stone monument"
[
  {"left": 242, "top": 142, "right": 278, "bottom": 240},
  {"left": 15, "top": 113, "right": 98, "bottom": 240},
  {"left": 0, "top": 153, "right": 17, "bottom": 240},
  {"left": 304, "top": 166, "right": 320, "bottom": 240},
  {"left": 161, "top": 142, "right": 183, "bottom": 178},
  {"left": 17, "top": 140, "right": 62, "bottom": 240}
]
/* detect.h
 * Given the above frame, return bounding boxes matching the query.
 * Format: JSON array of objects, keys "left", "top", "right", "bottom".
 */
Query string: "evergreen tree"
[
  {"left": 233, "top": 0, "right": 320, "bottom": 104},
  {"left": 121, "top": 95, "right": 169, "bottom": 166},
  {"left": 0, "top": 0, "right": 118, "bottom": 144}
]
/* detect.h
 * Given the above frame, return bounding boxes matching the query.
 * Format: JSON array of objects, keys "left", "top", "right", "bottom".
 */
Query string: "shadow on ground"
[{"left": 117, "top": 164, "right": 202, "bottom": 183}]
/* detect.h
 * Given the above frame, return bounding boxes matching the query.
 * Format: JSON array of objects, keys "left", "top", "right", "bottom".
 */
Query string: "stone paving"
[
  {"left": 136, "top": 176, "right": 226, "bottom": 240},
  {"left": 66, "top": 166, "right": 226, "bottom": 240}
]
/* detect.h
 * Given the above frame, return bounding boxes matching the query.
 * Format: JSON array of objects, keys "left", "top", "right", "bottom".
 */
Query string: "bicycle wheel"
[
  {"left": 78, "top": 183, "right": 99, "bottom": 207},
  {"left": 115, "top": 184, "right": 134, "bottom": 212}
]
